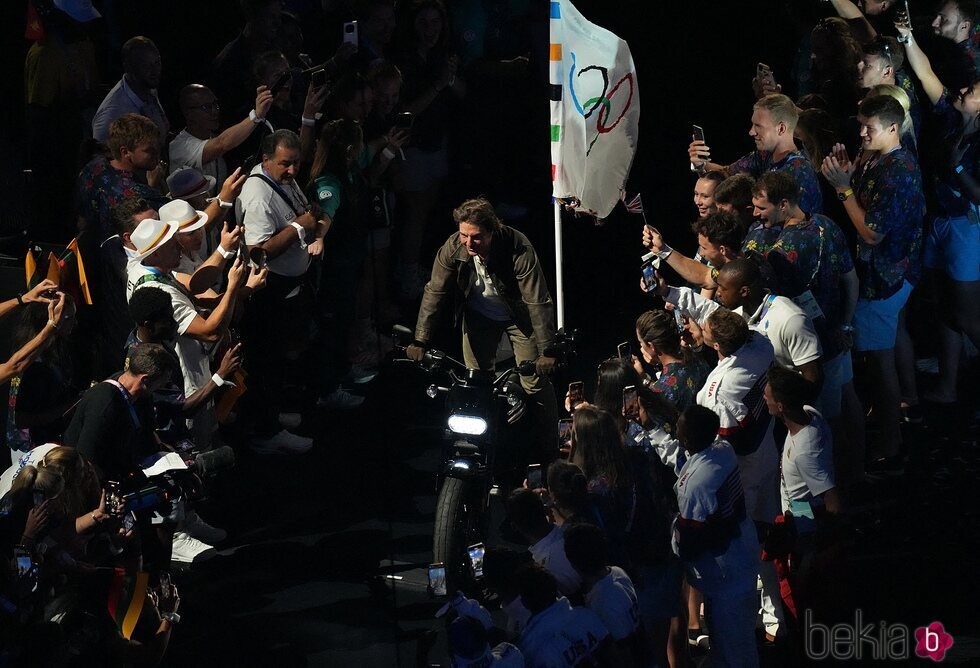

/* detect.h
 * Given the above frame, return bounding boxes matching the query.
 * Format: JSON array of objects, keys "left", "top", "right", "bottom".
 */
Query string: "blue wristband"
[{"left": 955, "top": 164, "right": 965, "bottom": 174}]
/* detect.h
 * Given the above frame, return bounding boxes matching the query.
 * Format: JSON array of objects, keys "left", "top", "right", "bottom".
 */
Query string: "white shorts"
[
  {"left": 816, "top": 351, "right": 853, "bottom": 418},
  {"left": 736, "top": 434, "right": 780, "bottom": 524}
]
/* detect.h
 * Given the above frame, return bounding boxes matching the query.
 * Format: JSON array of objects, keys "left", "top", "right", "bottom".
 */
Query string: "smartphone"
[
  {"left": 106, "top": 481, "right": 123, "bottom": 516},
  {"left": 757, "top": 62, "right": 776, "bottom": 89},
  {"left": 311, "top": 68, "right": 327, "bottom": 88},
  {"left": 617, "top": 341, "right": 630, "bottom": 360},
  {"left": 467, "top": 543, "right": 485, "bottom": 579},
  {"left": 343, "top": 21, "right": 359, "bottom": 49},
  {"left": 568, "top": 381, "right": 585, "bottom": 405},
  {"left": 623, "top": 385, "right": 640, "bottom": 421},
  {"left": 32, "top": 490, "right": 45, "bottom": 507},
  {"left": 158, "top": 571, "right": 171, "bottom": 598},
  {"left": 526, "top": 463, "right": 543, "bottom": 489},
  {"left": 428, "top": 562, "right": 447, "bottom": 596},
  {"left": 558, "top": 418, "right": 573, "bottom": 448},
  {"left": 270, "top": 70, "right": 291, "bottom": 95},
  {"left": 14, "top": 548, "right": 32, "bottom": 577},
  {"left": 641, "top": 261, "right": 657, "bottom": 292},
  {"left": 121, "top": 511, "right": 136, "bottom": 533},
  {"left": 395, "top": 111, "right": 414, "bottom": 130},
  {"left": 249, "top": 246, "right": 267, "bottom": 270},
  {"left": 692, "top": 124, "right": 706, "bottom": 144}
]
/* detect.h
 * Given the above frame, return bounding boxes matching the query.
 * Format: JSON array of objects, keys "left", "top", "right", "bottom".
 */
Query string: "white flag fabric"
[{"left": 549, "top": 0, "right": 640, "bottom": 219}]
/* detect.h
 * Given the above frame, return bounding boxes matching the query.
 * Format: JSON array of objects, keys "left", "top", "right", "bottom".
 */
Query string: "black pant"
[{"left": 242, "top": 271, "right": 313, "bottom": 437}]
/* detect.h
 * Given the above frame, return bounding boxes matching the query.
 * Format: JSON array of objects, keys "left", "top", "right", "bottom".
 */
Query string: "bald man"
[{"left": 169, "top": 84, "right": 273, "bottom": 193}]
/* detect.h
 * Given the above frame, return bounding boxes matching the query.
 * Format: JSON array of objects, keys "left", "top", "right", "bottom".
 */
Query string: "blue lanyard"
[
  {"left": 758, "top": 294, "right": 777, "bottom": 323},
  {"left": 103, "top": 379, "right": 141, "bottom": 429}
]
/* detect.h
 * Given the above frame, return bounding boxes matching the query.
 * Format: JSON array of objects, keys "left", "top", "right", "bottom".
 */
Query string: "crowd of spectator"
[
  {"left": 2, "top": 0, "right": 978, "bottom": 665},
  {"left": 422, "top": 1, "right": 978, "bottom": 667}
]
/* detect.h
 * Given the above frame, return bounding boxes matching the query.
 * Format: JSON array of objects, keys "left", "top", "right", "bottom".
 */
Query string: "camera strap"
[{"left": 247, "top": 173, "right": 307, "bottom": 217}]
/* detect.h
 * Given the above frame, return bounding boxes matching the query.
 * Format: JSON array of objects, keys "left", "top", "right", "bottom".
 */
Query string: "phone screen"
[
  {"left": 558, "top": 418, "right": 573, "bottom": 449},
  {"left": 617, "top": 341, "right": 630, "bottom": 360},
  {"left": 468, "top": 543, "right": 485, "bottom": 579},
  {"left": 526, "top": 463, "right": 543, "bottom": 489},
  {"left": 641, "top": 262, "right": 656, "bottom": 292},
  {"left": 15, "top": 556, "right": 32, "bottom": 577},
  {"left": 623, "top": 385, "right": 640, "bottom": 421},
  {"left": 692, "top": 124, "right": 706, "bottom": 144},
  {"left": 428, "top": 563, "right": 447, "bottom": 596},
  {"left": 568, "top": 381, "right": 585, "bottom": 405}
]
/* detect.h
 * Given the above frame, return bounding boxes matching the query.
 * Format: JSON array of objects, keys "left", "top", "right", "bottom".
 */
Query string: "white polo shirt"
[
  {"left": 519, "top": 597, "right": 609, "bottom": 668},
  {"left": 236, "top": 164, "right": 311, "bottom": 278},
  {"left": 585, "top": 566, "right": 640, "bottom": 641}
]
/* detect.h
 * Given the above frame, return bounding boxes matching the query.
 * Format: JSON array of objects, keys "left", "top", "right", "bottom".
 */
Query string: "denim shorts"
[{"left": 923, "top": 214, "right": 980, "bottom": 282}]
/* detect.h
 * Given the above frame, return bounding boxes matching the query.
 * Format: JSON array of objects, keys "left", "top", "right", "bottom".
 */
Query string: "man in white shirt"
[
  {"left": 715, "top": 259, "right": 823, "bottom": 384},
  {"left": 671, "top": 405, "right": 761, "bottom": 667},
  {"left": 92, "top": 37, "right": 169, "bottom": 142},
  {"left": 505, "top": 489, "right": 582, "bottom": 598},
  {"left": 517, "top": 565, "right": 611, "bottom": 667},
  {"left": 236, "top": 129, "right": 339, "bottom": 448},
  {"left": 169, "top": 84, "right": 273, "bottom": 193},
  {"left": 697, "top": 309, "right": 786, "bottom": 641}
]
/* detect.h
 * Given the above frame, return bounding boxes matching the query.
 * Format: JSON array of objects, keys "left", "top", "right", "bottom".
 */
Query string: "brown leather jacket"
[{"left": 414, "top": 225, "right": 556, "bottom": 356}]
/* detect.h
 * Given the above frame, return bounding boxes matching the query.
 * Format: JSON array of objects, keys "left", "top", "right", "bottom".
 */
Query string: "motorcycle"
[{"left": 392, "top": 325, "right": 575, "bottom": 592}]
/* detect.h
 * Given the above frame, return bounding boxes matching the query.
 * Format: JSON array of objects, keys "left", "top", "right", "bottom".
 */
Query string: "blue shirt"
[{"left": 728, "top": 149, "right": 824, "bottom": 214}]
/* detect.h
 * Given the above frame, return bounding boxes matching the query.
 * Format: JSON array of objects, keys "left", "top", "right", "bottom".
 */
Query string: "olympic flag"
[
  {"left": 549, "top": 0, "right": 639, "bottom": 328},
  {"left": 549, "top": 0, "right": 640, "bottom": 219}
]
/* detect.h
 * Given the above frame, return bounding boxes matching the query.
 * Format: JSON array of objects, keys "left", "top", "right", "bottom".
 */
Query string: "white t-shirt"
[
  {"left": 468, "top": 255, "right": 511, "bottom": 321},
  {"left": 519, "top": 598, "right": 609, "bottom": 668},
  {"left": 528, "top": 525, "right": 583, "bottom": 597},
  {"left": 169, "top": 129, "right": 227, "bottom": 194},
  {"left": 237, "top": 164, "right": 311, "bottom": 278},
  {"left": 126, "top": 263, "right": 213, "bottom": 395},
  {"left": 780, "top": 406, "right": 835, "bottom": 512},
  {"left": 585, "top": 566, "right": 640, "bottom": 641},
  {"left": 743, "top": 295, "right": 822, "bottom": 370}
]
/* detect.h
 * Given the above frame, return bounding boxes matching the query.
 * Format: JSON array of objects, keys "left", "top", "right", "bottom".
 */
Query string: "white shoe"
[
  {"left": 251, "top": 429, "right": 313, "bottom": 455},
  {"left": 182, "top": 509, "right": 227, "bottom": 544},
  {"left": 171, "top": 531, "right": 217, "bottom": 563},
  {"left": 317, "top": 388, "right": 365, "bottom": 409},
  {"left": 278, "top": 412, "right": 302, "bottom": 429}
]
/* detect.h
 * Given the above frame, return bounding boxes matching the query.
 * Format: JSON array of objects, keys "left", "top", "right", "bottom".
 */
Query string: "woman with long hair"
[{"left": 634, "top": 310, "right": 709, "bottom": 413}]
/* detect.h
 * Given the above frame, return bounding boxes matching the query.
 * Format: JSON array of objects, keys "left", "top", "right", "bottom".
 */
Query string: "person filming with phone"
[{"left": 407, "top": 198, "right": 559, "bottom": 460}]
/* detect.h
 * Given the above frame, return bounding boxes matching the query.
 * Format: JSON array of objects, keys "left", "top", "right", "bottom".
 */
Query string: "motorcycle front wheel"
[{"left": 433, "top": 475, "right": 484, "bottom": 592}]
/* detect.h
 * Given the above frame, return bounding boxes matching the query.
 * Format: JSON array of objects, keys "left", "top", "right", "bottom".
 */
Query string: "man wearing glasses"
[{"left": 169, "top": 84, "right": 274, "bottom": 195}]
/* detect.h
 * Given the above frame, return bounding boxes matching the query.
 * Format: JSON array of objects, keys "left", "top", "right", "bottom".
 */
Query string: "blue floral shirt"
[
  {"left": 852, "top": 147, "right": 925, "bottom": 299},
  {"left": 931, "top": 93, "right": 980, "bottom": 219},
  {"left": 653, "top": 359, "right": 709, "bottom": 412},
  {"left": 728, "top": 150, "right": 824, "bottom": 214},
  {"left": 741, "top": 222, "right": 784, "bottom": 257}
]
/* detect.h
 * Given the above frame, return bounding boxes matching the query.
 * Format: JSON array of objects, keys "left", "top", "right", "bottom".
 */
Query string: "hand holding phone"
[
  {"left": 468, "top": 543, "right": 485, "bottom": 579},
  {"left": 617, "top": 341, "right": 630, "bottom": 360},
  {"left": 558, "top": 418, "right": 573, "bottom": 452},
  {"left": 641, "top": 262, "right": 657, "bottom": 292},
  {"left": 395, "top": 111, "right": 414, "bottom": 130}
]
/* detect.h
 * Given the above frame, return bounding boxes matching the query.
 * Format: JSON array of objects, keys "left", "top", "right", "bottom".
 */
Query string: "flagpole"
[{"left": 554, "top": 200, "right": 565, "bottom": 331}]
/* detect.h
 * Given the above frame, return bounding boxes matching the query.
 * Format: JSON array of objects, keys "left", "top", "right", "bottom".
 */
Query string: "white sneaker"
[
  {"left": 182, "top": 509, "right": 227, "bottom": 544},
  {"left": 250, "top": 429, "right": 313, "bottom": 455},
  {"left": 171, "top": 531, "right": 217, "bottom": 563},
  {"left": 278, "top": 412, "right": 302, "bottom": 430},
  {"left": 317, "top": 388, "right": 365, "bottom": 409}
]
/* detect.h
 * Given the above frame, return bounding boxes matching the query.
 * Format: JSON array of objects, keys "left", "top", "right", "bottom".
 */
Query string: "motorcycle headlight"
[{"left": 447, "top": 414, "right": 488, "bottom": 436}]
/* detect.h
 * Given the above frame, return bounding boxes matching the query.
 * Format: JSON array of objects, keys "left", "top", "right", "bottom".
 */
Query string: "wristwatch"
[
  {"left": 289, "top": 221, "right": 308, "bottom": 249},
  {"left": 839, "top": 324, "right": 855, "bottom": 333},
  {"left": 162, "top": 612, "right": 181, "bottom": 625},
  {"left": 837, "top": 188, "right": 854, "bottom": 202},
  {"left": 248, "top": 109, "right": 264, "bottom": 124}
]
